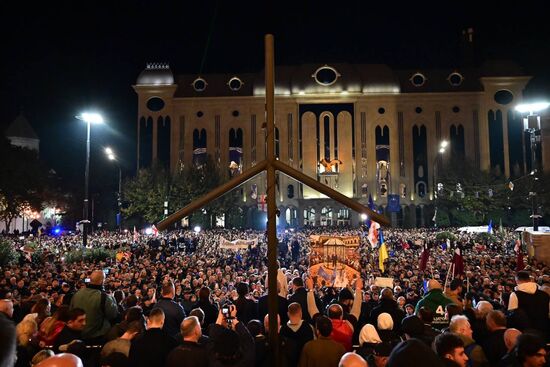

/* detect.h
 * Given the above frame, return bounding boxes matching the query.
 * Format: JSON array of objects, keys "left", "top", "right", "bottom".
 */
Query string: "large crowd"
[{"left": 0, "top": 226, "right": 548, "bottom": 367}]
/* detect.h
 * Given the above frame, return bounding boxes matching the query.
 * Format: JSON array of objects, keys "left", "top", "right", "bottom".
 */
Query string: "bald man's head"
[
  {"left": 339, "top": 352, "right": 367, "bottom": 367},
  {"left": 89, "top": 271, "right": 105, "bottom": 286},
  {"left": 0, "top": 299, "right": 14, "bottom": 318},
  {"left": 504, "top": 328, "right": 522, "bottom": 351},
  {"left": 36, "top": 353, "right": 83, "bottom": 367},
  {"left": 427, "top": 279, "right": 442, "bottom": 291}
]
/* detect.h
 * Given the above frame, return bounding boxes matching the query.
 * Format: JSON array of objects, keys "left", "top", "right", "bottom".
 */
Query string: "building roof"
[
  {"left": 5, "top": 114, "right": 39, "bottom": 140},
  {"left": 136, "top": 60, "right": 527, "bottom": 98},
  {"left": 136, "top": 63, "right": 174, "bottom": 85}
]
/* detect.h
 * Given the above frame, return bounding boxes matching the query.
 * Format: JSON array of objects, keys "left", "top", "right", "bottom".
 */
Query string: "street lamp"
[
  {"left": 76, "top": 112, "right": 104, "bottom": 248},
  {"left": 515, "top": 101, "right": 549, "bottom": 231},
  {"left": 104, "top": 147, "right": 122, "bottom": 230},
  {"left": 433, "top": 140, "right": 448, "bottom": 227}
]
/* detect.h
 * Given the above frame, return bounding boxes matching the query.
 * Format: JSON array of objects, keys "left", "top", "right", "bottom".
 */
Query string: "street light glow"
[
  {"left": 440, "top": 140, "right": 449, "bottom": 148},
  {"left": 515, "top": 102, "right": 550, "bottom": 114},
  {"left": 79, "top": 112, "right": 104, "bottom": 124},
  {"left": 360, "top": 214, "right": 368, "bottom": 221},
  {"left": 105, "top": 147, "right": 113, "bottom": 155},
  {"left": 439, "top": 147, "right": 446, "bottom": 154},
  {"left": 108, "top": 154, "right": 116, "bottom": 160},
  {"left": 194, "top": 226, "right": 201, "bottom": 233}
]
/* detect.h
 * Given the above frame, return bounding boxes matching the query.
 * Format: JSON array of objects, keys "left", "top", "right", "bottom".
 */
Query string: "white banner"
[{"left": 219, "top": 236, "right": 258, "bottom": 250}]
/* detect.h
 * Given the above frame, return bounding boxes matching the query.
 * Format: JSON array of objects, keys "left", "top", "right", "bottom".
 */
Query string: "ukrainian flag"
[{"left": 378, "top": 229, "right": 389, "bottom": 272}]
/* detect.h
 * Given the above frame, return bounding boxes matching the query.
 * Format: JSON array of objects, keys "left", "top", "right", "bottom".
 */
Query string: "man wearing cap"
[{"left": 415, "top": 279, "right": 454, "bottom": 330}]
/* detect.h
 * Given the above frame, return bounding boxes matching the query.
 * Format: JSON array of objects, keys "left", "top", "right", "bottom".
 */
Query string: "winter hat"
[
  {"left": 377, "top": 312, "right": 394, "bottom": 331},
  {"left": 359, "top": 324, "right": 382, "bottom": 345},
  {"left": 338, "top": 287, "right": 354, "bottom": 301},
  {"left": 401, "top": 315, "right": 424, "bottom": 337},
  {"left": 387, "top": 339, "right": 444, "bottom": 367}
]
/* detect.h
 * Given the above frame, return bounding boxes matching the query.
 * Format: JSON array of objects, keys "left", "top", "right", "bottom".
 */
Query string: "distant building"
[{"left": 133, "top": 33, "right": 549, "bottom": 228}]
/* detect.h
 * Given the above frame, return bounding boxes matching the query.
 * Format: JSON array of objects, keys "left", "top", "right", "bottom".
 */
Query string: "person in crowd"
[
  {"left": 445, "top": 279, "right": 464, "bottom": 308},
  {"left": 234, "top": 282, "right": 258, "bottom": 325},
  {"left": 355, "top": 324, "right": 382, "bottom": 360},
  {"left": 128, "top": 308, "right": 177, "bottom": 367},
  {"left": 15, "top": 319, "right": 40, "bottom": 367},
  {"left": 299, "top": 315, "right": 346, "bottom": 367},
  {"left": 39, "top": 305, "right": 71, "bottom": 347},
  {"left": 208, "top": 304, "right": 255, "bottom": 367},
  {"left": 508, "top": 271, "right": 549, "bottom": 339},
  {"left": 327, "top": 303, "right": 354, "bottom": 351},
  {"left": 263, "top": 313, "right": 299, "bottom": 367},
  {"left": 187, "top": 308, "right": 210, "bottom": 344},
  {"left": 505, "top": 333, "right": 547, "bottom": 367},
  {"left": 376, "top": 313, "right": 400, "bottom": 345},
  {"left": 288, "top": 277, "right": 311, "bottom": 323},
  {"left": 54, "top": 308, "right": 86, "bottom": 353},
  {"left": 70, "top": 270, "right": 118, "bottom": 343},
  {"left": 386, "top": 338, "right": 444, "bottom": 367},
  {"left": 434, "top": 332, "right": 469, "bottom": 367},
  {"left": 105, "top": 306, "right": 145, "bottom": 341},
  {"left": 153, "top": 281, "right": 186, "bottom": 339},
  {"left": 30, "top": 349, "right": 55, "bottom": 366},
  {"left": 417, "top": 307, "right": 441, "bottom": 345},
  {"left": 0, "top": 298, "right": 14, "bottom": 319},
  {"left": 449, "top": 315, "right": 489, "bottom": 367},
  {"left": 258, "top": 281, "right": 289, "bottom": 325},
  {"left": 192, "top": 286, "right": 219, "bottom": 329},
  {"left": 101, "top": 320, "right": 142, "bottom": 359},
  {"left": 279, "top": 302, "right": 314, "bottom": 358},
  {"left": 339, "top": 352, "right": 368, "bottom": 367},
  {"left": 366, "top": 342, "right": 394, "bottom": 367},
  {"left": 500, "top": 328, "right": 522, "bottom": 367},
  {"left": 165, "top": 316, "right": 208, "bottom": 367},
  {"left": 34, "top": 353, "right": 84, "bottom": 367},
  {"left": 0, "top": 312, "right": 17, "bottom": 367},
  {"left": 415, "top": 279, "right": 455, "bottom": 330},
  {"left": 469, "top": 300, "right": 493, "bottom": 343},
  {"left": 370, "top": 289, "right": 405, "bottom": 332},
  {"left": 480, "top": 310, "right": 508, "bottom": 366}
]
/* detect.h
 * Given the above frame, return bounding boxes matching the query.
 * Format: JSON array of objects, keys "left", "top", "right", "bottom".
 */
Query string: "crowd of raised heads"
[{"left": 0, "top": 226, "right": 548, "bottom": 367}]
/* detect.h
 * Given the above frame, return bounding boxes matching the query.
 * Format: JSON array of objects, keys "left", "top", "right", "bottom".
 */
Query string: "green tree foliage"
[
  {"left": 0, "top": 239, "right": 19, "bottom": 266},
  {"left": 435, "top": 156, "right": 546, "bottom": 227},
  {"left": 122, "top": 156, "right": 242, "bottom": 227},
  {"left": 0, "top": 138, "right": 52, "bottom": 230}
]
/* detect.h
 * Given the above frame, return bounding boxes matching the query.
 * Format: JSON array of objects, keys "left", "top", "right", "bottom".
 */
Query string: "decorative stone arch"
[{"left": 320, "top": 206, "right": 333, "bottom": 226}]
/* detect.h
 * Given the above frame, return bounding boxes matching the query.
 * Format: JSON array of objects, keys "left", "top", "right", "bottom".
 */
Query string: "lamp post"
[
  {"left": 105, "top": 147, "right": 122, "bottom": 230},
  {"left": 76, "top": 112, "right": 104, "bottom": 248},
  {"left": 515, "top": 102, "right": 549, "bottom": 231},
  {"left": 432, "top": 140, "right": 448, "bottom": 227}
]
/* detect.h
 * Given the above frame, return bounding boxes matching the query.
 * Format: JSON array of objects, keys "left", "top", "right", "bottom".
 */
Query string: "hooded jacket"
[{"left": 414, "top": 289, "right": 454, "bottom": 329}]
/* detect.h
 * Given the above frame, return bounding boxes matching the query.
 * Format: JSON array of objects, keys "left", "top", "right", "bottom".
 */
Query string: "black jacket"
[
  {"left": 193, "top": 299, "right": 218, "bottom": 330},
  {"left": 234, "top": 297, "right": 258, "bottom": 325},
  {"left": 258, "top": 294, "right": 289, "bottom": 325},
  {"left": 481, "top": 329, "right": 507, "bottom": 366},
  {"left": 288, "top": 288, "right": 310, "bottom": 322},
  {"left": 129, "top": 328, "right": 178, "bottom": 367},
  {"left": 208, "top": 322, "right": 255, "bottom": 367},
  {"left": 154, "top": 298, "right": 186, "bottom": 339},
  {"left": 165, "top": 340, "right": 209, "bottom": 367}
]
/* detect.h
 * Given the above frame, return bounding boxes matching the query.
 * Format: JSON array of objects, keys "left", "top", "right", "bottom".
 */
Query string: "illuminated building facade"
[{"left": 134, "top": 57, "right": 549, "bottom": 228}]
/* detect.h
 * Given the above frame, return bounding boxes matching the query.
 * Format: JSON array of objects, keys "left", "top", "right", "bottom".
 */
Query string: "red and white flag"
[
  {"left": 257, "top": 194, "right": 267, "bottom": 212},
  {"left": 152, "top": 225, "right": 159, "bottom": 237}
]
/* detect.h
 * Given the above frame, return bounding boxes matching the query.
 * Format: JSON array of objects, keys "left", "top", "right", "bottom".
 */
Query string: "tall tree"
[{"left": 0, "top": 138, "right": 51, "bottom": 230}]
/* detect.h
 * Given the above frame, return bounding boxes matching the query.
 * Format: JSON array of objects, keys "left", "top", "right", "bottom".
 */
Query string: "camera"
[
  {"left": 85, "top": 278, "right": 90, "bottom": 283},
  {"left": 222, "top": 307, "right": 229, "bottom": 317}
]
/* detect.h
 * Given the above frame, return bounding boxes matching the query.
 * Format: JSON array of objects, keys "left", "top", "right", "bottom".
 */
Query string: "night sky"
[{"left": 2, "top": 1, "right": 550, "bottom": 195}]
